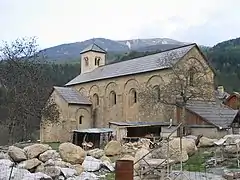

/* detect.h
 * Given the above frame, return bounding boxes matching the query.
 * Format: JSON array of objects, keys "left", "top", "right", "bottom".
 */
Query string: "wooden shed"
[{"left": 72, "top": 128, "right": 113, "bottom": 149}]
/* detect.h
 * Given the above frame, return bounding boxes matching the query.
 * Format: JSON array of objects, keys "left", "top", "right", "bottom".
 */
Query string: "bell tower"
[{"left": 80, "top": 43, "right": 106, "bottom": 74}]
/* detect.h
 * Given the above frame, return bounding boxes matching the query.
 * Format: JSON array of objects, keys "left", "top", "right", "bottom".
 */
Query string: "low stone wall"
[{"left": 190, "top": 127, "right": 228, "bottom": 139}]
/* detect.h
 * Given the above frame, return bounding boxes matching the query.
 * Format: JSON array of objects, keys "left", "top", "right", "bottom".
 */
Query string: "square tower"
[{"left": 80, "top": 43, "right": 106, "bottom": 74}]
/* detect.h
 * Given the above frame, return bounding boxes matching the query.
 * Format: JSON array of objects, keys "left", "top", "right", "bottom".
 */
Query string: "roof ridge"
[
  {"left": 100, "top": 43, "right": 196, "bottom": 68},
  {"left": 93, "top": 43, "right": 106, "bottom": 52},
  {"left": 66, "top": 43, "right": 196, "bottom": 86}
]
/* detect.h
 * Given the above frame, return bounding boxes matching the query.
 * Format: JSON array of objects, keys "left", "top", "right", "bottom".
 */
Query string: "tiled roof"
[
  {"left": 186, "top": 101, "right": 239, "bottom": 129},
  {"left": 66, "top": 44, "right": 195, "bottom": 86},
  {"left": 54, "top": 86, "right": 91, "bottom": 105},
  {"left": 80, "top": 43, "right": 106, "bottom": 54}
]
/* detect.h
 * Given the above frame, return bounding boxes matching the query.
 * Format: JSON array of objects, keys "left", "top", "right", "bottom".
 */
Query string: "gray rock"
[
  {"left": 0, "top": 152, "right": 11, "bottom": 160},
  {"left": 87, "top": 148, "right": 105, "bottom": 159},
  {"left": 44, "top": 159, "right": 72, "bottom": 168},
  {"left": 18, "top": 158, "right": 41, "bottom": 170},
  {"left": 77, "top": 172, "right": 98, "bottom": 180},
  {"left": 0, "top": 159, "right": 14, "bottom": 167},
  {"left": 0, "top": 166, "right": 30, "bottom": 180},
  {"left": 59, "top": 142, "right": 86, "bottom": 165},
  {"left": 82, "top": 156, "right": 102, "bottom": 172},
  {"left": 61, "top": 167, "right": 77, "bottom": 178},
  {"left": 42, "top": 166, "right": 61, "bottom": 178},
  {"left": 39, "top": 150, "right": 60, "bottom": 162},
  {"left": 24, "top": 144, "right": 51, "bottom": 159},
  {"left": 104, "top": 141, "right": 121, "bottom": 156},
  {"left": 8, "top": 146, "right": 27, "bottom": 162},
  {"left": 22, "top": 172, "right": 52, "bottom": 180},
  {"left": 198, "top": 137, "right": 218, "bottom": 147},
  {"left": 102, "top": 160, "right": 114, "bottom": 172}
]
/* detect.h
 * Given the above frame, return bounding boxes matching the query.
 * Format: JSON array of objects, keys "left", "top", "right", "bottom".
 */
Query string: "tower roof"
[{"left": 80, "top": 43, "right": 106, "bottom": 54}]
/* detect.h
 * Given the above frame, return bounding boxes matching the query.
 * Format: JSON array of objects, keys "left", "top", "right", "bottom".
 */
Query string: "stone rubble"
[{"left": 2, "top": 135, "right": 240, "bottom": 179}]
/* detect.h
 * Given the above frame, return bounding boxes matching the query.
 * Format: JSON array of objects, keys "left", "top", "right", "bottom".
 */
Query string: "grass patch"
[
  {"left": 173, "top": 148, "right": 214, "bottom": 172},
  {"left": 44, "top": 142, "right": 60, "bottom": 151},
  {"left": 101, "top": 173, "right": 115, "bottom": 180},
  {"left": 184, "top": 148, "right": 213, "bottom": 172}
]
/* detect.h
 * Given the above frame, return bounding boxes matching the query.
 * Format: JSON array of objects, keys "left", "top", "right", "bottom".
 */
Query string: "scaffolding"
[{"left": 133, "top": 122, "right": 193, "bottom": 180}]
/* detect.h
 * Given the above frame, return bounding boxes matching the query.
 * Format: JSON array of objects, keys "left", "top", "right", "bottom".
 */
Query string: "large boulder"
[
  {"left": 0, "top": 152, "right": 11, "bottom": 160},
  {"left": 8, "top": 146, "right": 27, "bottom": 162},
  {"left": 171, "top": 138, "right": 197, "bottom": 156},
  {"left": 24, "top": 144, "right": 51, "bottom": 159},
  {"left": 87, "top": 148, "right": 105, "bottom": 159},
  {"left": 44, "top": 159, "right": 72, "bottom": 168},
  {"left": 224, "top": 144, "right": 240, "bottom": 154},
  {"left": 82, "top": 156, "right": 102, "bottom": 172},
  {"left": 120, "top": 154, "right": 135, "bottom": 161},
  {"left": 60, "top": 168, "right": 77, "bottom": 178},
  {"left": 59, "top": 142, "right": 86, "bottom": 165},
  {"left": 104, "top": 140, "right": 121, "bottom": 156},
  {"left": 100, "top": 155, "right": 111, "bottom": 163},
  {"left": 22, "top": 172, "right": 52, "bottom": 180},
  {"left": 78, "top": 172, "right": 98, "bottom": 180},
  {"left": 0, "top": 166, "right": 30, "bottom": 180},
  {"left": 71, "top": 164, "right": 84, "bottom": 175},
  {"left": 224, "top": 134, "right": 240, "bottom": 144},
  {"left": 152, "top": 138, "right": 196, "bottom": 163},
  {"left": 0, "top": 159, "right": 14, "bottom": 167},
  {"left": 198, "top": 137, "right": 218, "bottom": 147},
  {"left": 41, "top": 166, "right": 61, "bottom": 179},
  {"left": 18, "top": 158, "right": 42, "bottom": 170},
  {"left": 39, "top": 150, "right": 60, "bottom": 162},
  {"left": 134, "top": 148, "right": 151, "bottom": 170}
]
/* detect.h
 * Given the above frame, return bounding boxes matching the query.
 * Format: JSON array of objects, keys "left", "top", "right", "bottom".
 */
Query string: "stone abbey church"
[{"left": 40, "top": 43, "right": 215, "bottom": 142}]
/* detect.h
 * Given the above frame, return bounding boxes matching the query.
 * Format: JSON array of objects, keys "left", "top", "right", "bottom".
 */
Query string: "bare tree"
[
  {"left": 0, "top": 37, "right": 59, "bottom": 143},
  {"left": 139, "top": 51, "right": 214, "bottom": 131}
]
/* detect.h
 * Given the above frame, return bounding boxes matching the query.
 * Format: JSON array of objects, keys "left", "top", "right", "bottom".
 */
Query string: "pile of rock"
[
  {"left": 1, "top": 142, "right": 116, "bottom": 180},
  {"left": 122, "top": 138, "right": 151, "bottom": 155},
  {"left": 152, "top": 137, "right": 198, "bottom": 163}
]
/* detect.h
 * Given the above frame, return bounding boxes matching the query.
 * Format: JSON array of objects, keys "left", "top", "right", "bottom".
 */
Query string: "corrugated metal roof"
[
  {"left": 66, "top": 44, "right": 195, "bottom": 86},
  {"left": 109, "top": 121, "right": 170, "bottom": 127},
  {"left": 54, "top": 86, "right": 91, "bottom": 105},
  {"left": 73, "top": 128, "right": 113, "bottom": 133},
  {"left": 186, "top": 101, "right": 239, "bottom": 129},
  {"left": 80, "top": 43, "right": 106, "bottom": 54}
]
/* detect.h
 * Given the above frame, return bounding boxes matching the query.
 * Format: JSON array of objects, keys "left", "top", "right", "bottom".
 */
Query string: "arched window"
[
  {"left": 109, "top": 91, "right": 116, "bottom": 106},
  {"left": 84, "top": 57, "right": 89, "bottom": 66},
  {"left": 79, "top": 115, "right": 83, "bottom": 124},
  {"left": 153, "top": 85, "right": 160, "bottom": 102},
  {"left": 93, "top": 93, "right": 99, "bottom": 107},
  {"left": 188, "top": 68, "right": 195, "bottom": 86},
  {"left": 129, "top": 89, "right": 137, "bottom": 106},
  {"left": 95, "top": 57, "right": 101, "bottom": 66}
]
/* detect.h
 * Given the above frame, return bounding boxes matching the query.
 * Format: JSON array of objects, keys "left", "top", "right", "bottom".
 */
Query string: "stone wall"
[
  {"left": 190, "top": 127, "right": 228, "bottom": 139},
  {"left": 41, "top": 46, "right": 215, "bottom": 143}
]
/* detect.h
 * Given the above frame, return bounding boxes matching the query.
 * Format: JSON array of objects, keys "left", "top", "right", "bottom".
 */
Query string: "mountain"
[
  {"left": 42, "top": 38, "right": 129, "bottom": 62},
  {"left": 206, "top": 37, "right": 240, "bottom": 92},
  {"left": 42, "top": 37, "right": 186, "bottom": 62},
  {"left": 118, "top": 38, "right": 185, "bottom": 50}
]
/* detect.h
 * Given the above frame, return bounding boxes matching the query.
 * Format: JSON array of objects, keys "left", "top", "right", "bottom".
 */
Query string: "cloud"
[{"left": 0, "top": 0, "right": 239, "bottom": 48}]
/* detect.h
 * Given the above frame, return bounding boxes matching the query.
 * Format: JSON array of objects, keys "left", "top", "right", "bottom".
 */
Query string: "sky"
[{"left": 0, "top": 0, "right": 240, "bottom": 49}]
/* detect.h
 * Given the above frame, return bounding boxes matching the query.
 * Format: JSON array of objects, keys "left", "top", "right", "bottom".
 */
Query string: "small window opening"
[
  {"left": 84, "top": 57, "right": 89, "bottom": 66},
  {"left": 95, "top": 57, "right": 101, "bottom": 66},
  {"left": 79, "top": 116, "right": 83, "bottom": 124},
  {"left": 110, "top": 91, "right": 116, "bottom": 106}
]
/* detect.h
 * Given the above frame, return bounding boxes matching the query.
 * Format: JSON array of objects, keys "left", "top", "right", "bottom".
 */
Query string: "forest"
[{"left": 0, "top": 37, "right": 239, "bottom": 145}]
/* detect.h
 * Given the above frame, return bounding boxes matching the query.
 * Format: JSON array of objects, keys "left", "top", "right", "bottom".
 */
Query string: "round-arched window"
[{"left": 109, "top": 91, "right": 116, "bottom": 106}]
